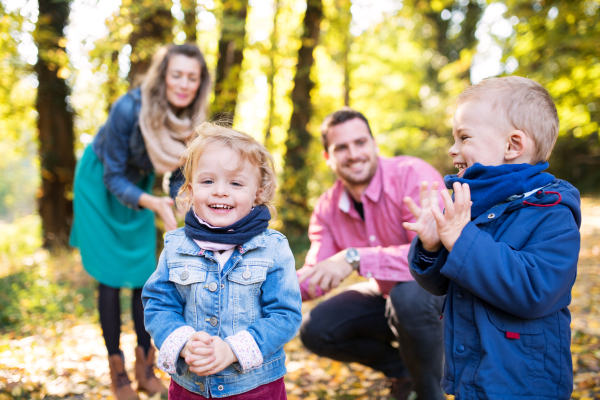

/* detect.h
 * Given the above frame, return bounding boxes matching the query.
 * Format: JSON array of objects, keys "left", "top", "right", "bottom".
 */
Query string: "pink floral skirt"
[{"left": 168, "top": 378, "right": 286, "bottom": 400}]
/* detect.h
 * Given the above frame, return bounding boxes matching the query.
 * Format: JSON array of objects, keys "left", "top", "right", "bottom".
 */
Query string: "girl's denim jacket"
[
  {"left": 142, "top": 227, "right": 302, "bottom": 398},
  {"left": 91, "top": 87, "right": 183, "bottom": 209}
]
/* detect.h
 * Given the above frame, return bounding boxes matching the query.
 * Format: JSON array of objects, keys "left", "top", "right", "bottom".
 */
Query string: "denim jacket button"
[
  {"left": 210, "top": 317, "right": 218, "bottom": 326},
  {"left": 180, "top": 271, "right": 189, "bottom": 280},
  {"left": 242, "top": 270, "right": 252, "bottom": 280},
  {"left": 457, "top": 345, "right": 465, "bottom": 353},
  {"left": 208, "top": 282, "right": 218, "bottom": 292},
  {"left": 221, "top": 283, "right": 225, "bottom": 289},
  {"left": 487, "top": 213, "right": 495, "bottom": 219},
  {"left": 456, "top": 292, "right": 463, "bottom": 300},
  {"left": 218, "top": 385, "right": 224, "bottom": 391}
]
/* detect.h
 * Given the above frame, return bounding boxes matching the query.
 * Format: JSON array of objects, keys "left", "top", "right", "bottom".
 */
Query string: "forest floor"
[{"left": 1, "top": 198, "right": 600, "bottom": 399}]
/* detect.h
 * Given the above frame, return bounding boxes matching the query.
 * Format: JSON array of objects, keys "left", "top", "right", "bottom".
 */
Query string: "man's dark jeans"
[{"left": 300, "top": 281, "right": 445, "bottom": 400}]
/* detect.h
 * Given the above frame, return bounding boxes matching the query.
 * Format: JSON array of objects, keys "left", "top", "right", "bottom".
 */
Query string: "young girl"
[{"left": 142, "top": 122, "right": 302, "bottom": 399}]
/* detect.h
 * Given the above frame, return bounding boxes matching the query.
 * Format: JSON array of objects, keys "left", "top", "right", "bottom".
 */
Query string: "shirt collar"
[{"left": 337, "top": 157, "right": 383, "bottom": 213}]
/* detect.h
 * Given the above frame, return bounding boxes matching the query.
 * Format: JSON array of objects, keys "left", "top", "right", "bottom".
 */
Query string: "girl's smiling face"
[
  {"left": 189, "top": 143, "right": 261, "bottom": 227},
  {"left": 448, "top": 100, "right": 510, "bottom": 177}
]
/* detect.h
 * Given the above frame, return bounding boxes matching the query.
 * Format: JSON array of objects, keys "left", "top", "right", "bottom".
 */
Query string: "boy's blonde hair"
[
  {"left": 177, "top": 122, "right": 277, "bottom": 220},
  {"left": 457, "top": 76, "right": 559, "bottom": 163}
]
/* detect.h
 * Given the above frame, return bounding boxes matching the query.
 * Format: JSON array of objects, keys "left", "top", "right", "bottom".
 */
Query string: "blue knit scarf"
[
  {"left": 444, "top": 162, "right": 555, "bottom": 218},
  {"left": 184, "top": 205, "right": 271, "bottom": 245}
]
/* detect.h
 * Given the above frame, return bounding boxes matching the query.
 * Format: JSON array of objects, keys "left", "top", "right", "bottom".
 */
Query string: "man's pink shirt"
[{"left": 298, "top": 156, "right": 445, "bottom": 300}]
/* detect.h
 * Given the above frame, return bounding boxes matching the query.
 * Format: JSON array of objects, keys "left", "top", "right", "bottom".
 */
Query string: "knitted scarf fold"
[
  {"left": 444, "top": 162, "right": 555, "bottom": 218},
  {"left": 138, "top": 84, "right": 194, "bottom": 174},
  {"left": 184, "top": 205, "right": 271, "bottom": 245}
]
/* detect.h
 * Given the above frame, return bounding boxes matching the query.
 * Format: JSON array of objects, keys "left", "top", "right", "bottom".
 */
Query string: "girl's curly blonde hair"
[{"left": 177, "top": 121, "right": 277, "bottom": 220}]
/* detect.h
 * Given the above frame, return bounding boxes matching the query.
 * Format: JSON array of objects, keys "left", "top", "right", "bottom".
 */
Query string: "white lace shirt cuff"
[
  {"left": 157, "top": 326, "right": 196, "bottom": 374},
  {"left": 225, "top": 330, "right": 263, "bottom": 371}
]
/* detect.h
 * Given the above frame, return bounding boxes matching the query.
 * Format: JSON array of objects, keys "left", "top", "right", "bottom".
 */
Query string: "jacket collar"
[
  {"left": 471, "top": 184, "right": 552, "bottom": 225},
  {"left": 175, "top": 231, "right": 268, "bottom": 256},
  {"left": 338, "top": 157, "right": 383, "bottom": 212}
]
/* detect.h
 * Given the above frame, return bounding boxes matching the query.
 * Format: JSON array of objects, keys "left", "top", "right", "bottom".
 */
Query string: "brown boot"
[
  {"left": 135, "top": 346, "right": 167, "bottom": 397},
  {"left": 386, "top": 377, "right": 414, "bottom": 400},
  {"left": 108, "top": 353, "right": 139, "bottom": 400}
]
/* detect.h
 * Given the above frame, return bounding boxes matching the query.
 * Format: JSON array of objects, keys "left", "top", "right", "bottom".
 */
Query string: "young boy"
[{"left": 403, "top": 76, "right": 580, "bottom": 400}]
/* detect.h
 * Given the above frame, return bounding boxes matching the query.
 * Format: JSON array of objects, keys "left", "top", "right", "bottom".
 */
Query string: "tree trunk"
[
  {"left": 280, "top": 0, "right": 323, "bottom": 237},
  {"left": 181, "top": 0, "right": 197, "bottom": 43},
  {"left": 34, "top": 0, "right": 76, "bottom": 249},
  {"left": 212, "top": 0, "right": 248, "bottom": 116},
  {"left": 127, "top": 1, "right": 175, "bottom": 85},
  {"left": 338, "top": 0, "right": 352, "bottom": 106},
  {"left": 265, "top": 0, "right": 281, "bottom": 145}
]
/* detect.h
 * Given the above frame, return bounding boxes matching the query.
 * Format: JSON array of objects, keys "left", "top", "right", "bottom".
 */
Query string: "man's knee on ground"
[
  {"left": 388, "top": 282, "right": 444, "bottom": 325},
  {"left": 299, "top": 312, "right": 327, "bottom": 354}
]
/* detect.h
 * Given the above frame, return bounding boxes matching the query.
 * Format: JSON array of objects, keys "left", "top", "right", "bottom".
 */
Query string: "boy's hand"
[
  {"left": 192, "top": 336, "right": 238, "bottom": 376},
  {"left": 402, "top": 181, "right": 443, "bottom": 252},
  {"left": 180, "top": 331, "right": 215, "bottom": 368},
  {"left": 432, "top": 182, "right": 471, "bottom": 252}
]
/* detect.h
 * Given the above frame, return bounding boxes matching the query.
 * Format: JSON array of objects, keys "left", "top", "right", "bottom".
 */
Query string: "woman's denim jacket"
[
  {"left": 91, "top": 87, "right": 183, "bottom": 209},
  {"left": 142, "top": 228, "right": 302, "bottom": 398}
]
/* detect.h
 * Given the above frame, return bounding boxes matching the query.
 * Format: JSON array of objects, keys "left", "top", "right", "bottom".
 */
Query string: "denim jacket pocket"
[
  {"left": 228, "top": 261, "right": 270, "bottom": 329},
  {"left": 168, "top": 264, "right": 208, "bottom": 301}
]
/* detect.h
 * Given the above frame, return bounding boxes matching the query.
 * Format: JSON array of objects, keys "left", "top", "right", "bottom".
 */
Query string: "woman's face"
[{"left": 165, "top": 54, "right": 202, "bottom": 110}]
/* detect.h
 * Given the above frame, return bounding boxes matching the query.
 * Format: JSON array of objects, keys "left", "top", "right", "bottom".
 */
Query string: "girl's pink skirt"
[{"left": 168, "top": 378, "right": 287, "bottom": 400}]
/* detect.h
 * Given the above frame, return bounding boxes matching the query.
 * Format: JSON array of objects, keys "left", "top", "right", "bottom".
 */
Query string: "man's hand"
[
  {"left": 298, "top": 250, "right": 354, "bottom": 298},
  {"left": 431, "top": 182, "right": 471, "bottom": 252},
  {"left": 402, "top": 181, "right": 443, "bottom": 252}
]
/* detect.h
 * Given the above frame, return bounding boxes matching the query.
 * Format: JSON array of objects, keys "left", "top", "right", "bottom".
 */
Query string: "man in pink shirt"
[{"left": 298, "top": 108, "right": 446, "bottom": 400}]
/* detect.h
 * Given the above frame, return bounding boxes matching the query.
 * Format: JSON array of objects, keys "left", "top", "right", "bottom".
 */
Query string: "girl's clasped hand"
[
  {"left": 402, "top": 181, "right": 472, "bottom": 252},
  {"left": 180, "top": 332, "right": 238, "bottom": 376}
]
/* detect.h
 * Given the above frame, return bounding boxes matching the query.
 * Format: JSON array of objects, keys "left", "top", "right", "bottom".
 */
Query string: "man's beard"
[{"left": 338, "top": 159, "right": 377, "bottom": 186}]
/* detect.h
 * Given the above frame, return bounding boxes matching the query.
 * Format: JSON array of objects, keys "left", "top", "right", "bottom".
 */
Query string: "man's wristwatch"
[{"left": 345, "top": 248, "right": 361, "bottom": 271}]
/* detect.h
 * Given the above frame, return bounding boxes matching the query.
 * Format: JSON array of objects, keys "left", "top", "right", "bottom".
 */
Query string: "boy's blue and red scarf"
[
  {"left": 444, "top": 162, "right": 555, "bottom": 218},
  {"left": 184, "top": 205, "right": 271, "bottom": 245}
]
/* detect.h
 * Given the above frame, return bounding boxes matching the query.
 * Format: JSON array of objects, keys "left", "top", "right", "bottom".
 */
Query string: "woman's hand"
[
  {"left": 402, "top": 181, "right": 443, "bottom": 252},
  {"left": 139, "top": 193, "right": 178, "bottom": 231}
]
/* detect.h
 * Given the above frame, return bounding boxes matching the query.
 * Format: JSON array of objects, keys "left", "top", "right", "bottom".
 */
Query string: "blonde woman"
[{"left": 70, "top": 44, "right": 210, "bottom": 400}]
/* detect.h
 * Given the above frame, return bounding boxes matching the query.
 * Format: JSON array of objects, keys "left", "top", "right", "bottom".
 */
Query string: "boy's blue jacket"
[
  {"left": 409, "top": 179, "right": 580, "bottom": 400},
  {"left": 142, "top": 228, "right": 302, "bottom": 398}
]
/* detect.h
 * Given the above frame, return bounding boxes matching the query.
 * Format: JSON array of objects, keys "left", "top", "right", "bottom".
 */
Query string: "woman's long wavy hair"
[{"left": 140, "top": 44, "right": 211, "bottom": 130}]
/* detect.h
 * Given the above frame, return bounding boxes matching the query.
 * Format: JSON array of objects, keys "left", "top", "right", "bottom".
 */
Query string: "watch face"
[{"left": 347, "top": 248, "right": 358, "bottom": 258}]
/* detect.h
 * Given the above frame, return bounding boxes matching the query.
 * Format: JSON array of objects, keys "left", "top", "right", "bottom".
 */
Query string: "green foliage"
[
  {"left": 0, "top": 217, "right": 95, "bottom": 334},
  {"left": 503, "top": 0, "right": 600, "bottom": 192},
  {"left": 0, "top": 215, "right": 42, "bottom": 260},
  {"left": 0, "top": 4, "right": 39, "bottom": 221}
]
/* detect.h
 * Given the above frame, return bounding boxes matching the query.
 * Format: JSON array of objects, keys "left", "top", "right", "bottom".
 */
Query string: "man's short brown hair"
[
  {"left": 457, "top": 76, "right": 559, "bottom": 163},
  {"left": 320, "top": 107, "right": 373, "bottom": 152}
]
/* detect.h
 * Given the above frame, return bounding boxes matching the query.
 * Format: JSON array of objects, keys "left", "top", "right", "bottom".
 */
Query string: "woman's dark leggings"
[{"left": 98, "top": 283, "right": 151, "bottom": 356}]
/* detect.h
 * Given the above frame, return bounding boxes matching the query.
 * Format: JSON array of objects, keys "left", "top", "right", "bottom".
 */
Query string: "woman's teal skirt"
[{"left": 70, "top": 146, "right": 156, "bottom": 289}]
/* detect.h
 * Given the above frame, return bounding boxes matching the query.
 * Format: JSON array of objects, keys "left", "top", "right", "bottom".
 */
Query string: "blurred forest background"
[
  {"left": 1, "top": 0, "right": 600, "bottom": 398},
  {"left": 0, "top": 0, "right": 599, "bottom": 249}
]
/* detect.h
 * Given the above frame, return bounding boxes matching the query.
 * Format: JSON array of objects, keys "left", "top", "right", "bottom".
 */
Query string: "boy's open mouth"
[
  {"left": 455, "top": 163, "right": 467, "bottom": 177},
  {"left": 209, "top": 204, "right": 233, "bottom": 210}
]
